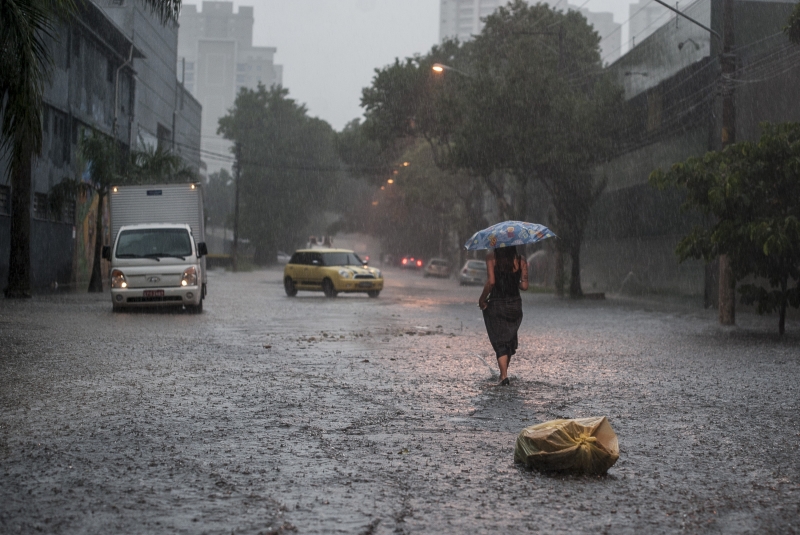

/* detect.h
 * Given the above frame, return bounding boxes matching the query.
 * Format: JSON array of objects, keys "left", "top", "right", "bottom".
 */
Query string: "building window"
[
  {"left": 61, "top": 198, "right": 76, "bottom": 224},
  {"left": 236, "top": 74, "right": 248, "bottom": 84},
  {"left": 157, "top": 123, "right": 171, "bottom": 150},
  {"left": 33, "top": 193, "right": 50, "bottom": 220},
  {"left": 50, "top": 108, "right": 70, "bottom": 166},
  {"left": 236, "top": 63, "right": 251, "bottom": 72},
  {"left": 0, "top": 185, "right": 10, "bottom": 216},
  {"left": 185, "top": 61, "right": 194, "bottom": 70}
]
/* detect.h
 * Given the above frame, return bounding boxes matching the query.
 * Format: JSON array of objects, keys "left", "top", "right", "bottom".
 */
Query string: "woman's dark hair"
[{"left": 494, "top": 245, "right": 519, "bottom": 272}]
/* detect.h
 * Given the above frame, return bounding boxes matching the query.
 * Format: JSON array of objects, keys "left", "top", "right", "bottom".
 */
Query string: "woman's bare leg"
[{"left": 497, "top": 355, "right": 509, "bottom": 382}]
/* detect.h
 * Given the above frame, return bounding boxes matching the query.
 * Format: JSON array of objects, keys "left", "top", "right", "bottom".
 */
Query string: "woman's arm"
[
  {"left": 478, "top": 254, "right": 495, "bottom": 310},
  {"left": 519, "top": 256, "right": 529, "bottom": 291}
]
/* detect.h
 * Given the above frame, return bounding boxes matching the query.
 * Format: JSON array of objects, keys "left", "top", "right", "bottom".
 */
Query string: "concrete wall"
[{"left": 582, "top": 0, "right": 800, "bottom": 299}]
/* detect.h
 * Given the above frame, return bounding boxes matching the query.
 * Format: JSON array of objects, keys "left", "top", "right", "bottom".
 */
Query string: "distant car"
[
  {"left": 283, "top": 248, "right": 384, "bottom": 298},
  {"left": 459, "top": 260, "right": 487, "bottom": 286},
  {"left": 400, "top": 255, "right": 424, "bottom": 269},
  {"left": 276, "top": 251, "right": 291, "bottom": 264},
  {"left": 424, "top": 258, "right": 450, "bottom": 278}
]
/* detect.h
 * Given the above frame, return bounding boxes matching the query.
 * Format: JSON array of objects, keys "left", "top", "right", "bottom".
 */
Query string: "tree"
[
  {"left": 650, "top": 123, "right": 800, "bottom": 335},
  {"left": 0, "top": 0, "right": 181, "bottom": 297},
  {"left": 359, "top": 2, "right": 624, "bottom": 297},
  {"left": 453, "top": 1, "right": 624, "bottom": 297},
  {"left": 218, "top": 84, "right": 341, "bottom": 264}
]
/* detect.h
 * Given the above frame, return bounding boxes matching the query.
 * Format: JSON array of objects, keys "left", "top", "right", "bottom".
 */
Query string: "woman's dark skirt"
[{"left": 482, "top": 296, "right": 523, "bottom": 360}]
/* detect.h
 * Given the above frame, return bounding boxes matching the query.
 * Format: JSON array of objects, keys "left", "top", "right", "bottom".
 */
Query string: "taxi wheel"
[
  {"left": 367, "top": 290, "right": 380, "bottom": 298},
  {"left": 322, "top": 278, "right": 338, "bottom": 298},
  {"left": 284, "top": 277, "right": 298, "bottom": 297}
]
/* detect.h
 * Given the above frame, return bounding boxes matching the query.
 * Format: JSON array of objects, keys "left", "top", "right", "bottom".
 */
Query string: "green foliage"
[
  {"left": 218, "top": 84, "right": 342, "bottom": 263},
  {"left": 335, "top": 118, "right": 396, "bottom": 184},
  {"left": 650, "top": 122, "right": 800, "bottom": 334}
]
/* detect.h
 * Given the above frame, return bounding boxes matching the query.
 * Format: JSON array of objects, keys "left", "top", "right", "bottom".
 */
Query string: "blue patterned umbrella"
[{"left": 464, "top": 221, "right": 556, "bottom": 250}]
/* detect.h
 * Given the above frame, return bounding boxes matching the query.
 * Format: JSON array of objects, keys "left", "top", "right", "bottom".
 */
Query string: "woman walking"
[{"left": 478, "top": 246, "right": 528, "bottom": 386}]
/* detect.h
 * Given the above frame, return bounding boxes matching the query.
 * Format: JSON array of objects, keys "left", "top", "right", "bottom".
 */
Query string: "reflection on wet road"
[{"left": 1, "top": 267, "right": 798, "bottom": 533}]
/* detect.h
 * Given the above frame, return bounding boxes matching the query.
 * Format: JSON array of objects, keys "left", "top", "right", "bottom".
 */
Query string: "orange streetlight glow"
[
  {"left": 402, "top": 162, "right": 409, "bottom": 166},
  {"left": 372, "top": 201, "right": 379, "bottom": 206},
  {"left": 387, "top": 179, "right": 394, "bottom": 184},
  {"left": 381, "top": 186, "right": 385, "bottom": 190},
  {"left": 432, "top": 64, "right": 444, "bottom": 73}
]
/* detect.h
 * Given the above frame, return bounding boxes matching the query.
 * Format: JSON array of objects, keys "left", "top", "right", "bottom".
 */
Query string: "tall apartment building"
[
  {"left": 567, "top": 2, "right": 622, "bottom": 64},
  {"left": 177, "top": 2, "right": 283, "bottom": 175},
  {"left": 628, "top": 0, "right": 672, "bottom": 48},
  {"left": 440, "top": 1, "right": 621, "bottom": 64},
  {"left": 439, "top": 0, "right": 502, "bottom": 42}
]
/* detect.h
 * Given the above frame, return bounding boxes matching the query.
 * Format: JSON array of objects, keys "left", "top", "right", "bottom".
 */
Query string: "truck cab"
[{"left": 104, "top": 223, "right": 207, "bottom": 312}]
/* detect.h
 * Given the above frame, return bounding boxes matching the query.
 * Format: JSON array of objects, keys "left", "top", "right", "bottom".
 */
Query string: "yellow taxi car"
[{"left": 283, "top": 249, "right": 384, "bottom": 298}]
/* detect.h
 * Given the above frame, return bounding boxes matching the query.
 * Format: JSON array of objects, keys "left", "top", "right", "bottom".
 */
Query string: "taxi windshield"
[{"left": 322, "top": 252, "right": 363, "bottom": 266}]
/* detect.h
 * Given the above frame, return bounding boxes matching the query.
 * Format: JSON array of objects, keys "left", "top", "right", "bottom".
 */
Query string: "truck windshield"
[{"left": 116, "top": 229, "right": 193, "bottom": 259}]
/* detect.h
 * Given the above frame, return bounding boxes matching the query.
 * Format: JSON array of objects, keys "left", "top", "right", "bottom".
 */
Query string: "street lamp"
[{"left": 431, "top": 63, "right": 472, "bottom": 77}]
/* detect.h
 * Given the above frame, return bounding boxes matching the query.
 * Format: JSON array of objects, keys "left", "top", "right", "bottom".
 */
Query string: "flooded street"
[{"left": 1, "top": 267, "right": 799, "bottom": 534}]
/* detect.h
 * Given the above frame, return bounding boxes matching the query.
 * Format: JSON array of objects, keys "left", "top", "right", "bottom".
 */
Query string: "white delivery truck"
[{"left": 102, "top": 183, "right": 208, "bottom": 312}]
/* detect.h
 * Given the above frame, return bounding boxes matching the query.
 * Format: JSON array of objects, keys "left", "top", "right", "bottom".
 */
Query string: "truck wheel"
[
  {"left": 367, "top": 290, "right": 380, "bottom": 298},
  {"left": 322, "top": 278, "right": 338, "bottom": 298},
  {"left": 284, "top": 277, "right": 298, "bottom": 297},
  {"left": 186, "top": 298, "right": 203, "bottom": 314}
]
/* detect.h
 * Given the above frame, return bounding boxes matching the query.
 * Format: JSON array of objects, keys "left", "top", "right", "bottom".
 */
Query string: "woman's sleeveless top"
[{"left": 491, "top": 256, "right": 522, "bottom": 299}]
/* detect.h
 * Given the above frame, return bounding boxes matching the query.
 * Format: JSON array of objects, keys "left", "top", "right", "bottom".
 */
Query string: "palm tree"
[{"left": 0, "top": 0, "right": 181, "bottom": 297}]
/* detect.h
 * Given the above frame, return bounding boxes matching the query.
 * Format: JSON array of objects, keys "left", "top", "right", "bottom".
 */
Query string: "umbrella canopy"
[{"left": 464, "top": 221, "right": 556, "bottom": 250}]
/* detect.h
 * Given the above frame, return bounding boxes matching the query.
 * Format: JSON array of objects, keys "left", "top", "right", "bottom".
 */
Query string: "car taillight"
[
  {"left": 416, "top": 260, "right": 422, "bottom": 267},
  {"left": 402, "top": 258, "right": 407, "bottom": 265}
]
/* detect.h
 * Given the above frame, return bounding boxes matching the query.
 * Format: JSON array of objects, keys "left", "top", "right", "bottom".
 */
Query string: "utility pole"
[
  {"left": 652, "top": 0, "right": 735, "bottom": 325},
  {"left": 718, "top": 0, "right": 736, "bottom": 325},
  {"left": 232, "top": 143, "right": 241, "bottom": 272}
]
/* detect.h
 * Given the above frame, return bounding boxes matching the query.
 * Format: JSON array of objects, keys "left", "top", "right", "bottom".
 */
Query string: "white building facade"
[
  {"left": 439, "top": 0, "right": 503, "bottom": 42},
  {"left": 177, "top": 2, "right": 283, "bottom": 175}
]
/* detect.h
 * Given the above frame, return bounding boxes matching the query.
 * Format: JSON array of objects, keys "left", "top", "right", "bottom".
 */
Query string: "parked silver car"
[
  {"left": 424, "top": 258, "right": 450, "bottom": 278},
  {"left": 459, "top": 260, "right": 487, "bottom": 286}
]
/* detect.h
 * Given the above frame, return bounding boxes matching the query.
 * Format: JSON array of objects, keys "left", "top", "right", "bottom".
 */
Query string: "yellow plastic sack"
[{"left": 514, "top": 416, "right": 619, "bottom": 475}]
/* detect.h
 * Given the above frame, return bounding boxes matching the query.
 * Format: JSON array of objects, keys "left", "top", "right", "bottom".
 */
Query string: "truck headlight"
[
  {"left": 182, "top": 266, "right": 198, "bottom": 287},
  {"left": 338, "top": 269, "right": 352, "bottom": 278},
  {"left": 111, "top": 269, "right": 127, "bottom": 289}
]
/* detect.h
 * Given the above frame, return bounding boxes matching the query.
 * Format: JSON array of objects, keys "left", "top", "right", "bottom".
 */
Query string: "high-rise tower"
[{"left": 178, "top": 2, "right": 283, "bottom": 174}]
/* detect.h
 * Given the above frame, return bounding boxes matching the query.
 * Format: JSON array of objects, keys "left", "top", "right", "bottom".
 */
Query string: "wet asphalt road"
[{"left": 1, "top": 267, "right": 799, "bottom": 534}]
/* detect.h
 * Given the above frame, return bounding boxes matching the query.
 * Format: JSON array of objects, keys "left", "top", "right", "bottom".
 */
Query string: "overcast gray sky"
[{"left": 222, "top": 0, "right": 639, "bottom": 131}]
